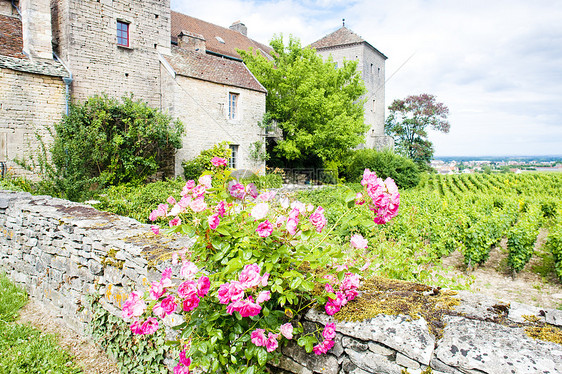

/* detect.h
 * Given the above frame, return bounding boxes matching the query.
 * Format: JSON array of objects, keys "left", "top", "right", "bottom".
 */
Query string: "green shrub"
[
  {"left": 241, "top": 172, "right": 283, "bottom": 190},
  {"left": 49, "top": 94, "right": 184, "bottom": 201},
  {"left": 344, "top": 149, "right": 421, "bottom": 189},
  {"left": 182, "top": 142, "right": 231, "bottom": 181}
]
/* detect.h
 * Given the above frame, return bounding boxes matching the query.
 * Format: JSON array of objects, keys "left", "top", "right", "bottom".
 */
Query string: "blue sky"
[{"left": 171, "top": 0, "right": 562, "bottom": 157}]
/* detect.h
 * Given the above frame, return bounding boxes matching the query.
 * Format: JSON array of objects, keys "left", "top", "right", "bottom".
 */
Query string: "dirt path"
[
  {"left": 17, "top": 301, "right": 119, "bottom": 374},
  {"left": 441, "top": 232, "right": 562, "bottom": 310}
]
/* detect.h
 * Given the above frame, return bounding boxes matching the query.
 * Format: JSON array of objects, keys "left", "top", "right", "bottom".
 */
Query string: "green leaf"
[{"left": 256, "top": 348, "right": 268, "bottom": 366}]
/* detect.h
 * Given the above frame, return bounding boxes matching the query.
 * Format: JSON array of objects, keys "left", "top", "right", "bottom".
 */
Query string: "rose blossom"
[
  {"left": 122, "top": 291, "right": 146, "bottom": 319},
  {"left": 140, "top": 317, "right": 159, "bottom": 335},
  {"left": 211, "top": 156, "right": 227, "bottom": 167},
  {"left": 251, "top": 329, "right": 267, "bottom": 347},
  {"left": 246, "top": 183, "right": 258, "bottom": 198},
  {"left": 251, "top": 202, "right": 269, "bottom": 220},
  {"left": 218, "top": 281, "right": 244, "bottom": 304},
  {"left": 198, "top": 174, "right": 213, "bottom": 189},
  {"left": 153, "top": 295, "right": 177, "bottom": 318},
  {"left": 215, "top": 201, "right": 226, "bottom": 217},
  {"left": 181, "top": 180, "right": 196, "bottom": 196},
  {"left": 150, "top": 225, "right": 160, "bottom": 235},
  {"left": 182, "top": 295, "right": 200, "bottom": 312},
  {"left": 265, "top": 333, "right": 279, "bottom": 352},
  {"left": 322, "top": 322, "right": 337, "bottom": 340},
  {"left": 309, "top": 206, "right": 327, "bottom": 233},
  {"left": 256, "top": 220, "right": 274, "bottom": 238},
  {"left": 257, "top": 191, "right": 276, "bottom": 201},
  {"left": 180, "top": 261, "right": 198, "bottom": 279},
  {"left": 173, "top": 364, "right": 190, "bottom": 374},
  {"left": 167, "top": 196, "right": 177, "bottom": 205},
  {"left": 179, "top": 350, "right": 191, "bottom": 367},
  {"left": 177, "top": 280, "right": 198, "bottom": 298},
  {"left": 161, "top": 268, "right": 173, "bottom": 288},
  {"left": 228, "top": 181, "right": 246, "bottom": 199},
  {"left": 280, "top": 323, "right": 293, "bottom": 340},
  {"left": 350, "top": 234, "right": 368, "bottom": 249},
  {"left": 149, "top": 281, "right": 165, "bottom": 300},
  {"left": 208, "top": 213, "right": 220, "bottom": 229},
  {"left": 197, "top": 276, "right": 210, "bottom": 297},
  {"left": 169, "top": 216, "right": 181, "bottom": 227},
  {"left": 256, "top": 290, "right": 271, "bottom": 304},
  {"left": 286, "top": 217, "right": 298, "bottom": 235},
  {"left": 239, "top": 264, "right": 262, "bottom": 288},
  {"left": 189, "top": 197, "right": 207, "bottom": 212}
]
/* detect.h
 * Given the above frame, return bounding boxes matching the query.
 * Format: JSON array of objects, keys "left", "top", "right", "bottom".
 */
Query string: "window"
[
  {"left": 117, "top": 20, "right": 129, "bottom": 47},
  {"left": 228, "top": 93, "right": 238, "bottom": 120},
  {"left": 229, "top": 144, "right": 238, "bottom": 169}
]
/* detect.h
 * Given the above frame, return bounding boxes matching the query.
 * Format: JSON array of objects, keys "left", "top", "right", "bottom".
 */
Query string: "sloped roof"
[
  {"left": 0, "top": 14, "right": 25, "bottom": 58},
  {"left": 0, "top": 13, "right": 66, "bottom": 77},
  {"left": 166, "top": 46, "right": 267, "bottom": 93},
  {"left": 310, "top": 26, "right": 387, "bottom": 59},
  {"left": 171, "top": 11, "right": 272, "bottom": 60}
]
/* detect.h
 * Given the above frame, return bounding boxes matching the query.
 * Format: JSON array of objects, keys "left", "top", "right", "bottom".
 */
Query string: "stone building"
[
  {"left": 310, "top": 25, "right": 394, "bottom": 150},
  {"left": 0, "top": 0, "right": 268, "bottom": 177}
]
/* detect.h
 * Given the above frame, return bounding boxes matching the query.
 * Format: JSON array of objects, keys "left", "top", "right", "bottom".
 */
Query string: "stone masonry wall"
[
  {"left": 51, "top": 0, "right": 171, "bottom": 108},
  {"left": 1, "top": 190, "right": 561, "bottom": 374},
  {"left": 0, "top": 67, "right": 65, "bottom": 175},
  {"left": 164, "top": 72, "right": 266, "bottom": 176}
]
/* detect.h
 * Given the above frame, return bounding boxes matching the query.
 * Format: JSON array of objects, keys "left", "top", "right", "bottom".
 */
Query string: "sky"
[{"left": 170, "top": 0, "right": 562, "bottom": 157}]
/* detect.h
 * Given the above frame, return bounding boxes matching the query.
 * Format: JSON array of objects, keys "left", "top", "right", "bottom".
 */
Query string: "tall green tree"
[
  {"left": 385, "top": 94, "right": 450, "bottom": 166},
  {"left": 239, "top": 36, "right": 367, "bottom": 168}
]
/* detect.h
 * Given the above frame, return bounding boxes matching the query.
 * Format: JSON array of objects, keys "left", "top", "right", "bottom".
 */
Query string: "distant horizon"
[{"left": 434, "top": 155, "right": 562, "bottom": 161}]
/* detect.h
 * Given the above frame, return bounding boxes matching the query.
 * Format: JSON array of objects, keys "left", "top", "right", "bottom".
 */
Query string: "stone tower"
[{"left": 310, "top": 26, "right": 393, "bottom": 150}]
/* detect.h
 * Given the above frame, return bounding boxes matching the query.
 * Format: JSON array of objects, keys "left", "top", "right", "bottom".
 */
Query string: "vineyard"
[
  {"left": 382, "top": 172, "right": 562, "bottom": 280},
  {"left": 297, "top": 172, "right": 562, "bottom": 289}
]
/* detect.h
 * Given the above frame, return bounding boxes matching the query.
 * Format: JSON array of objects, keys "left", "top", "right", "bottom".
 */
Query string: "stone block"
[
  {"left": 342, "top": 336, "right": 369, "bottom": 353},
  {"left": 346, "top": 349, "right": 402, "bottom": 374},
  {"left": 544, "top": 309, "right": 562, "bottom": 327},
  {"left": 396, "top": 352, "right": 420, "bottom": 370},
  {"left": 282, "top": 341, "right": 339, "bottom": 374}
]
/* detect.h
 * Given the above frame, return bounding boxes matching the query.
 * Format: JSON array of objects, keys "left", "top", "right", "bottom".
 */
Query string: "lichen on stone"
[
  {"left": 335, "top": 276, "right": 460, "bottom": 338},
  {"left": 525, "top": 325, "right": 562, "bottom": 345}
]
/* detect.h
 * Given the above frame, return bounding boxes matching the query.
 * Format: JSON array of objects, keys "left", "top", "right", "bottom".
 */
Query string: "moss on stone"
[
  {"left": 525, "top": 325, "right": 562, "bottom": 345},
  {"left": 335, "top": 276, "right": 460, "bottom": 339}
]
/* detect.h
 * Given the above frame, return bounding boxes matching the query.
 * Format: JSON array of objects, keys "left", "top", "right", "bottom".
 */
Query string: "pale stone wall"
[
  {"left": 1, "top": 190, "right": 561, "bottom": 374},
  {"left": 165, "top": 72, "right": 266, "bottom": 176},
  {"left": 316, "top": 43, "right": 390, "bottom": 150},
  {"left": 51, "top": 0, "right": 171, "bottom": 108},
  {"left": 0, "top": 67, "right": 65, "bottom": 175}
]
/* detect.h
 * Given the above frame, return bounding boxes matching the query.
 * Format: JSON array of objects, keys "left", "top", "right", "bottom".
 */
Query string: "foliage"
[
  {"left": 241, "top": 172, "right": 283, "bottom": 190},
  {"left": 182, "top": 142, "right": 232, "bottom": 181},
  {"left": 239, "top": 36, "right": 367, "bottom": 168},
  {"left": 385, "top": 94, "right": 450, "bottom": 166},
  {"left": 92, "top": 178, "right": 186, "bottom": 223},
  {"left": 119, "top": 165, "right": 400, "bottom": 373},
  {"left": 49, "top": 94, "right": 183, "bottom": 201},
  {"left": 545, "top": 214, "right": 562, "bottom": 281},
  {"left": 0, "top": 273, "right": 82, "bottom": 374},
  {"left": 507, "top": 204, "right": 541, "bottom": 273},
  {"left": 86, "top": 294, "right": 168, "bottom": 374},
  {"left": 344, "top": 149, "right": 421, "bottom": 189}
]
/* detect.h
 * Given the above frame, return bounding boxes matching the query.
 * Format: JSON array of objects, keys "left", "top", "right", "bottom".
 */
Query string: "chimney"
[
  {"left": 229, "top": 21, "right": 247, "bottom": 36},
  {"left": 19, "top": 0, "right": 53, "bottom": 60},
  {"left": 178, "top": 30, "right": 206, "bottom": 53}
]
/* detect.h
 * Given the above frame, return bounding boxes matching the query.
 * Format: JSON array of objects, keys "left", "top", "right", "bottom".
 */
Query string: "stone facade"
[
  {"left": 1, "top": 190, "right": 561, "bottom": 374},
  {"left": 311, "top": 27, "right": 394, "bottom": 151}
]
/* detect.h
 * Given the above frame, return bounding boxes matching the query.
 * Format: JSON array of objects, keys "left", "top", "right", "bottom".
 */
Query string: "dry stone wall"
[{"left": 1, "top": 190, "right": 561, "bottom": 374}]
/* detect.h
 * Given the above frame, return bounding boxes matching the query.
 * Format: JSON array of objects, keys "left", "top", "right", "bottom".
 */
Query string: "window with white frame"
[
  {"left": 228, "top": 93, "right": 239, "bottom": 120},
  {"left": 229, "top": 144, "right": 238, "bottom": 168}
]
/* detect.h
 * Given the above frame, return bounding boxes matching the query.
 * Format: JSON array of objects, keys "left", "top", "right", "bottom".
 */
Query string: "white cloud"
[{"left": 171, "top": 0, "right": 562, "bottom": 156}]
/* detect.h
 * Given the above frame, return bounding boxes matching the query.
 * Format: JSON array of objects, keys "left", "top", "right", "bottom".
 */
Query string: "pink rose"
[
  {"left": 122, "top": 291, "right": 146, "bottom": 319},
  {"left": 256, "top": 290, "right": 271, "bottom": 304},
  {"left": 257, "top": 191, "right": 276, "bottom": 201},
  {"left": 177, "top": 280, "right": 198, "bottom": 298},
  {"left": 198, "top": 174, "right": 213, "bottom": 189},
  {"left": 341, "top": 273, "right": 360, "bottom": 291},
  {"left": 361, "top": 169, "right": 378, "bottom": 187},
  {"left": 265, "top": 333, "right": 279, "bottom": 352},
  {"left": 355, "top": 192, "right": 365, "bottom": 205},
  {"left": 275, "top": 215, "right": 286, "bottom": 227},
  {"left": 246, "top": 183, "right": 258, "bottom": 198},
  {"left": 322, "top": 322, "right": 336, "bottom": 340},
  {"left": 290, "top": 201, "right": 306, "bottom": 214},
  {"left": 161, "top": 268, "right": 173, "bottom": 288},
  {"left": 167, "top": 196, "right": 177, "bottom": 205},
  {"left": 208, "top": 213, "right": 220, "bottom": 230},
  {"left": 153, "top": 295, "right": 177, "bottom": 318},
  {"left": 239, "top": 264, "right": 262, "bottom": 289},
  {"left": 350, "top": 234, "right": 368, "bottom": 250},
  {"left": 215, "top": 201, "right": 226, "bottom": 217},
  {"left": 260, "top": 273, "right": 270, "bottom": 287},
  {"left": 256, "top": 220, "right": 274, "bottom": 238},
  {"left": 169, "top": 216, "right": 181, "bottom": 227},
  {"left": 218, "top": 281, "right": 244, "bottom": 304},
  {"left": 228, "top": 181, "right": 246, "bottom": 199},
  {"left": 140, "top": 317, "right": 159, "bottom": 335},
  {"left": 182, "top": 295, "right": 200, "bottom": 312},
  {"left": 180, "top": 261, "right": 199, "bottom": 279},
  {"left": 309, "top": 206, "right": 327, "bottom": 233},
  {"left": 191, "top": 185, "right": 207, "bottom": 199},
  {"left": 149, "top": 281, "right": 165, "bottom": 300},
  {"left": 197, "top": 276, "right": 210, "bottom": 297},
  {"left": 130, "top": 320, "right": 143, "bottom": 335},
  {"left": 325, "top": 300, "right": 339, "bottom": 316},
  {"left": 189, "top": 197, "right": 207, "bottom": 212},
  {"left": 150, "top": 225, "right": 160, "bottom": 235},
  {"left": 179, "top": 350, "right": 191, "bottom": 367},
  {"left": 211, "top": 157, "right": 227, "bottom": 167},
  {"left": 286, "top": 217, "right": 298, "bottom": 235},
  {"left": 280, "top": 323, "right": 293, "bottom": 340},
  {"left": 173, "top": 364, "right": 190, "bottom": 374},
  {"left": 181, "top": 180, "right": 196, "bottom": 196},
  {"left": 251, "top": 202, "right": 269, "bottom": 220},
  {"left": 149, "top": 203, "right": 168, "bottom": 221},
  {"left": 178, "top": 196, "right": 192, "bottom": 209},
  {"left": 251, "top": 329, "right": 267, "bottom": 347}
]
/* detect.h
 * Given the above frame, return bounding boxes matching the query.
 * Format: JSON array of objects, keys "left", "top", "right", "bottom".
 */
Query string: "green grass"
[{"left": 0, "top": 273, "right": 83, "bottom": 374}]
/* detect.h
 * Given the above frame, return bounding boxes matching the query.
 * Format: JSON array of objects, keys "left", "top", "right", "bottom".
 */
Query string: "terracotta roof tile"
[
  {"left": 0, "top": 14, "right": 26, "bottom": 58},
  {"left": 171, "top": 11, "right": 272, "bottom": 60},
  {"left": 310, "top": 26, "right": 388, "bottom": 59},
  {"left": 166, "top": 46, "right": 267, "bottom": 93}
]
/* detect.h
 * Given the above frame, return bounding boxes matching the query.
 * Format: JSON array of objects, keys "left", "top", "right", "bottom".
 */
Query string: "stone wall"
[
  {"left": 1, "top": 190, "right": 561, "bottom": 374},
  {"left": 51, "top": 0, "right": 171, "bottom": 108},
  {"left": 0, "top": 66, "right": 65, "bottom": 175},
  {"left": 162, "top": 71, "right": 266, "bottom": 176}
]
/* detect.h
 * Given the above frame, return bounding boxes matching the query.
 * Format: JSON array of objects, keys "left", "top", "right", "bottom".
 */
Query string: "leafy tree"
[
  {"left": 50, "top": 94, "right": 184, "bottom": 200},
  {"left": 239, "top": 36, "right": 367, "bottom": 168},
  {"left": 385, "top": 94, "right": 450, "bottom": 166}
]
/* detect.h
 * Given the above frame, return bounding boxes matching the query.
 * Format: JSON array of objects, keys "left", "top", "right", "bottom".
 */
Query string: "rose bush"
[{"left": 119, "top": 166, "right": 399, "bottom": 373}]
